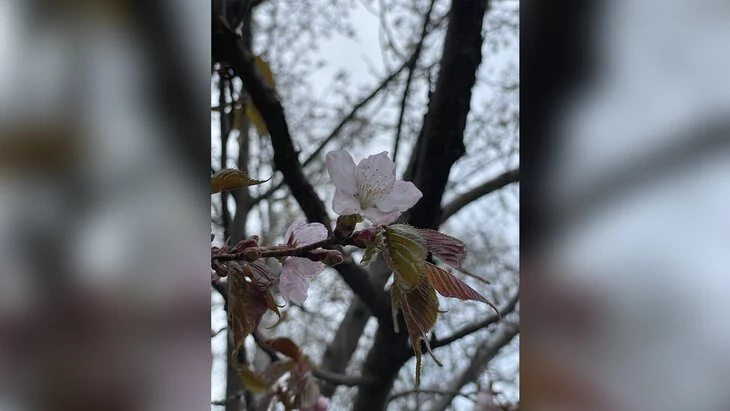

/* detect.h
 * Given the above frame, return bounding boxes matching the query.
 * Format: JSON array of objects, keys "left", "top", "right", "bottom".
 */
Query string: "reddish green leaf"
[
  {"left": 395, "top": 279, "right": 442, "bottom": 387},
  {"left": 261, "top": 360, "right": 294, "bottom": 385},
  {"left": 239, "top": 366, "right": 269, "bottom": 394},
  {"left": 419, "top": 229, "right": 491, "bottom": 285},
  {"left": 264, "top": 338, "right": 302, "bottom": 361},
  {"left": 383, "top": 224, "right": 427, "bottom": 290},
  {"left": 228, "top": 261, "right": 280, "bottom": 361},
  {"left": 425, "top": 262, "right": 500, "bottom": 318},
  {"left": 211, "top": 168, "right": 270, "bottom": 194},
  {"left": 419, "top": 229, "right": 467, "bottom": 268}
]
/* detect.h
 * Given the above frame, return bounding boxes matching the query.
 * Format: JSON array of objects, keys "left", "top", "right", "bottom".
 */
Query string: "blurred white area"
[
  {"left": 548, "top": 0, "right": 730, "bottom": 409},
  {"left": 0, "top": 1, "right": 210, "bottom": 410}
]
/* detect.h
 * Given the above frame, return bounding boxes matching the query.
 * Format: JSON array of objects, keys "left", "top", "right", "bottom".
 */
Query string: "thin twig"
[
  {"left": 430, "top": 291, "right": 519, "bottom": 350},
  {"left": 393, "top": 0, "right": 437, "bottom": 161}
]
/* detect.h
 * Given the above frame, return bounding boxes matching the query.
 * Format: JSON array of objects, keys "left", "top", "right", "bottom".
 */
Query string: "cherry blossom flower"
[
  {"left": 279, "top": 221, "right": 328, "bottom": 305},
  {"left": 326, "top": 150, "right": 422, "bottom": 225}
]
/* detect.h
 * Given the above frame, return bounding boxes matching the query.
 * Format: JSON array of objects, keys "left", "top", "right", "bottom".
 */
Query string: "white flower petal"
[
  {"left": 362, "top": 207, "right": 402, "bottom": 226},
  {"left": 355, "top": 151, "right": 396, "bottom": 205},
  {"left": 284, "top": 220, "right": 307, "bottom": 245},
  {"left": 375, "top": 180, "right": 423, "bottom": 212},
  {"left": 288, "top": 257, "right": 326, "bottom": 280},
  {"left": 326, "top": 150, "right": 358, "bottom": 195},
  {"left": 293, "top": 222, "right": 328, "bottom": 246},
  {"left": 332, "top": 188, "right": 362, "bottom": 216},
  {"left": 279, "top": 263, "right": 309, "bottom": 305}
]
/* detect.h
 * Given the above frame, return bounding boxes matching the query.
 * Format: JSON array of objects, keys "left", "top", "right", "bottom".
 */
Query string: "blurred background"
[
  {"left": 0, "top": 1, "right": 210, "bottom": 410},
  {"left": 523, "top": 0, "right": 730, "bottom": 410},
  {"left": 210, "top": 0, "right": 518, "bottom": 410}
]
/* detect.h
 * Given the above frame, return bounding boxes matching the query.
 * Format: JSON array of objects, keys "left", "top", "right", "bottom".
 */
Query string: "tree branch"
[
  {"left": 312, "top": 368, "right": 377, "bottom": 387},
  {"left": 392, "top": 0, "right": 437, "bottom": 161},
  {"left": 431, "top": 291, "right": 519, "bottom": 350},
  {"left": 440, "top": 167, "right": 520, "bottom": 223}
]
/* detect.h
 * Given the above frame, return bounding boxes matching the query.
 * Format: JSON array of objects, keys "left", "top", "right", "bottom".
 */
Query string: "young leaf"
[
  {"left": 211, "top": 168, "right": 270, "bottom": 194},
  {"left": 397, "top": 278, "right": 441, "bottom": 387},
  {"left": 383, "top": 224, "right": 427, "bottom": 290},
  {"left": 254, "top": 55, "right": 276, "bottom": 89},
  {"left": 261, "top": 360, "right": 294, "bottom": 385},
  {"left": 246, "top": 55, "right": 276, "bottom": 135},
  {"left": 239, "top": 366, "right": 269, "bottom": 394},
  {"left": 264, "top": 337, "right": 302, "bottom": 361},
  {"left": 418, "top": 229, "right": 466, "bottom": 269},
  {"left": 246, "top": 104, "right": 268, "bottom": 135},
  {"left": 419, "top": 229, "right": 491, "bottom": 285},
  {"left": 425, "top": 262, "right": 500, "bottom": 319},
  {"left": 228, "top": 261, "right": 279, "bottom": 361}
]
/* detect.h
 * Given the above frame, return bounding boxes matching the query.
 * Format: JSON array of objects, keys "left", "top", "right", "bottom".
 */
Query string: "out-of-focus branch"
[
  {"left": 312, "top": 368, "right": 377, "bottom": 387},
  {"left": 440, "top": 168, "right": 520, "bottom": 223},
  {"left": 393, "top": 0, "right": 436, "bottom": 161},
  {"left": 431, "top": 291, "right": 519, "bottom": 350}
]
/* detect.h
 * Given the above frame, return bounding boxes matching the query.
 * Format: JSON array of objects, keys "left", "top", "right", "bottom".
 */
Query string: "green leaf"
[
  {"left": 239, "top": 366, "right": 269, "bottom": 394},
  {"left": 425, "top": 262, "right": 500, "bottom": 319},
  {"left": 396, "top": 278, "right": 442, "bottom": 387},
  {"left": 383, "top": 224, "right": 427, "bottom": 290},
  {"left": 211, "top": 168, "right": 270, "bottom": 194}
]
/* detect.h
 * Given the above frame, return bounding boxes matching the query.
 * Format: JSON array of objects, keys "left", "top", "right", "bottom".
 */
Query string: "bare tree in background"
[{"left": 211, "top": 0, "right": 519, "bottom": 410}]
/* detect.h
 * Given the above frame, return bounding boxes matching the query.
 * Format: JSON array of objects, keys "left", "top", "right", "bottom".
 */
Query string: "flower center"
[{"left": 357, "top": 183, "right": 387, "bottom": 208}]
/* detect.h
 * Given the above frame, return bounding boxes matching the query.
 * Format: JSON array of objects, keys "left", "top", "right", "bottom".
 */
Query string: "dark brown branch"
[
  {"left": 440, "top": 167, "right": 520, "bottom": 223},
  {"left": 312, "top": 368, "right": 377, "bottom": 387},
  {"left": 431, "top": 291, "right": 519, "bottom": 350},
  {"left": 219, "top": 74, "right": 233, "bottom": 241},
  {"left": 392, "top": 0, "right": 436, "bottom": 161},
  {"left": 405, "top": 0, "right": 489, "bottom": 230}
]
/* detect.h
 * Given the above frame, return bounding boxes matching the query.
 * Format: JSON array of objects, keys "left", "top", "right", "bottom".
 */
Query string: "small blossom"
[
  {"left": 326, "top": 150, "right": 422, "bottom": 225},
  {"left": 279, "top": 221, "right": 328, "bottom": 305}
]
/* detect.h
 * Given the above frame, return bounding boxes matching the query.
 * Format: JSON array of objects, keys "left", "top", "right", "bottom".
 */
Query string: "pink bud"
[
  {"left": 231, "top": 235, "right": 260, "bottom": 253},
  {"left": 351, "top": 227, "right": 377, "bottom": 248},
  {"left": 309, "top": 249, "right": 344, "bottom": 266}
]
